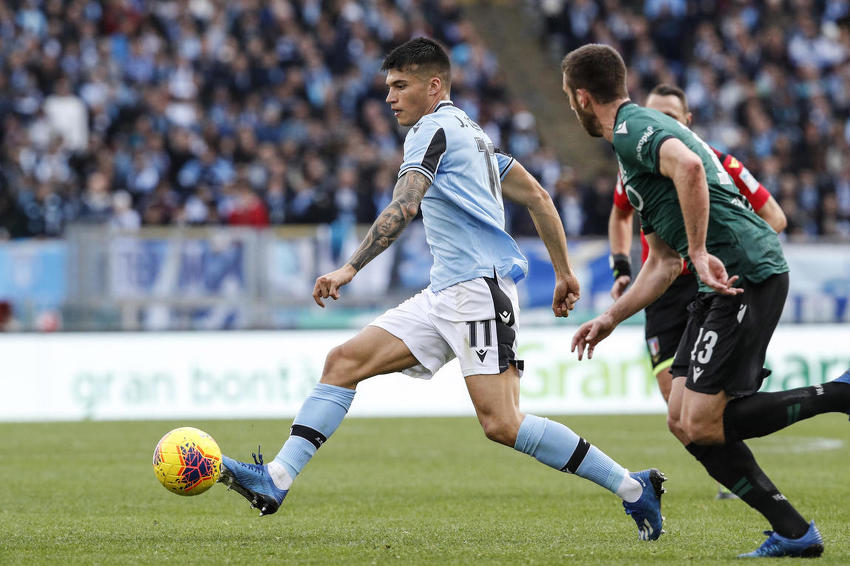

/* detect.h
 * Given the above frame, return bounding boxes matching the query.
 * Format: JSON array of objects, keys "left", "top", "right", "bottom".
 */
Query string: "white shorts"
[{"left": 370, "top": 274, "right": 523, "bottom": 379}]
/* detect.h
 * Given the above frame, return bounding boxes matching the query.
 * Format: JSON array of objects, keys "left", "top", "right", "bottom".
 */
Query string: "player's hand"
[
  {"left": 552, "top": 272, "right": 581, "bottom": 317},
  {"left": 571, "top": 313, "right": 615, "bottom": 360},
  {"left": 312, "top": 264, "right": 356, "bottom": 307},
  {"left": 610, "top": 275, "right": 631, "bottom": 300},
  {"left": 690, "top": 251, "right": 743, "bottom": 296}
]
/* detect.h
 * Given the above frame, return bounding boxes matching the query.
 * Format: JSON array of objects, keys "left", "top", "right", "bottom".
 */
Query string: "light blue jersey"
[{"left": 398, "top": 101, "right": 527, "bottom": 291}]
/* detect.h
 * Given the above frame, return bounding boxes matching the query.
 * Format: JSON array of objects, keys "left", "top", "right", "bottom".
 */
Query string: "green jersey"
[{"left": 612, "top": 102, "right": 788, "bottom": 292}]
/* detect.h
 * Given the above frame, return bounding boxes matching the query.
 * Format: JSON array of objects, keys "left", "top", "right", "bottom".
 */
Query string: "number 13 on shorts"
[{"left": 690, "top": 328, "right": 718, "bottom": 364}]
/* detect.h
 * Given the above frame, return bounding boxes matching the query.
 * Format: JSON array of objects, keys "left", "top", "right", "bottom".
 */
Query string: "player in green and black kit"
[{"left": 561, "top": 44, "right": 850, "bottom": 558}]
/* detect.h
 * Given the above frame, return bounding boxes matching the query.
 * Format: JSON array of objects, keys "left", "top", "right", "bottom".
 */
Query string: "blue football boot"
[
  {"left": 220, "top": 453, "right": 288, "bottom": 516},
  {"left": 738, "top": 521, "right": 824, "bottom": 558},
  {"left": 622, "top": 468, "right": 666, "bottom": 541}
]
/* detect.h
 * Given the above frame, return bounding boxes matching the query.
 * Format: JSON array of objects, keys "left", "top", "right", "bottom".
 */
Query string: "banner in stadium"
[
  {"left": 1, "top": 326, "right": 847, "bottom": 422},
  {"left": 1, "top": 234, "right": 848, "bottom": 327}
]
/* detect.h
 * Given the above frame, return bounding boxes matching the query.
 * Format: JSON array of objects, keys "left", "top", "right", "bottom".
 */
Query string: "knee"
[
  {"left": 479, "top": 414, "right": 520, "bottom": 447},
  {"left": 666, "top": 411, "right": 687, "bottom": 441},
  {"left": 682, "top": 415, "right": 724, "bottom": 445},
  {"left": 320, "top": 344, "right": 359, "bottom": 388}
]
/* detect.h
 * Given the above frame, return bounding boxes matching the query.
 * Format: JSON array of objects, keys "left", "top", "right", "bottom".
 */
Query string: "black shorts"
[
  {"left": 644, "top": 274, "right": 699, "bottom": 374},
  {"left": 671, "top": 272, "right": 789, "bottom": 397}
]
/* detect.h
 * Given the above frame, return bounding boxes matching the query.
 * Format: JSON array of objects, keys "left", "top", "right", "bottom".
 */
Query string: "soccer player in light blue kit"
[{"left": 220, "top": 37, "right": 666, "bottom": 541}]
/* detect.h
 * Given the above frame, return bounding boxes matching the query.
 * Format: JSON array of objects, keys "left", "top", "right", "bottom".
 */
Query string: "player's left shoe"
[
  {"left": 738, "top": 521, "right": 824, "bottom": 558},
  {"left": 622, "top": 468, "right": 666, "bottom": 541},
  {"left": 219, "top": 454, "right": 288, "bottom": 516},
  {"left": 832, "top": 369, "right": 850, "bottom": 420}
]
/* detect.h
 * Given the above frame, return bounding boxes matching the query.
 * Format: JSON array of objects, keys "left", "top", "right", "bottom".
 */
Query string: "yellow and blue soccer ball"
[{"left": 153, "top": 427, "right": 222, "bottom": 496}]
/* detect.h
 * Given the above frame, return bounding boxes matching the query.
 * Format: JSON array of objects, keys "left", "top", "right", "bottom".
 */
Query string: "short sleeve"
[
  {"left": 495, "top": 150, "right": 515, "bottom": 181},
  {"left": 612, "top": 174, "right": 633, "bottom": 211},
  {"left": 722, "top": 153, "right": 770, "bottom": 211},
  {"left": 399, "top": 118, "right": 446, "bottom": 184}
]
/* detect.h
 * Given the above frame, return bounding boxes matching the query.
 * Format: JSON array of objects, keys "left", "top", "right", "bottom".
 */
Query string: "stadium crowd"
[
  {"left": 0, "top": 0, "right": 562, "bottom": 239},
  {"left": 0, "top": 0, "right": 848, "bottom": 242},
  {"left": 539, "top": 0, "right": 850, "bottom": 240}
]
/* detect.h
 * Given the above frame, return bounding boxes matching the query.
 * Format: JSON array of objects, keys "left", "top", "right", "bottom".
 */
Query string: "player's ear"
[
  {"left": 685, "top": 112, "right": 693, "bottom": 126},
  {"left": 429, "top": 76, "right": 442, "bottom": 96},
  {"left": 577, "top": 89, "right": 589, "bottom": 109}
]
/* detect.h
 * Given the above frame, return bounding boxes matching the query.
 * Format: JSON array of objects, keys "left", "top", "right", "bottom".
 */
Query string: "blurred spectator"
[
  {"left": 2, "top": 1, "right": 845, "bottom": 242},
  {"left": 0, "top": 300, "right": 22, "bottom": 331},
  {"left": 43, "top": 77, "right": 88, "bottom": 151},
  {"left": 552, "top": 167, "right": 584, "bottom": 237},
  {"left": 110, "top": 190, "right": 141, "bottom": 231},
  {"left": 227, "top": 181, "right": 269, "bottom": 227},
  {"left": 0, "top": 0, "right": 563, "bottom": 240},
  {"left": 536, "top": 0, "right": 850, "bottom": 241},
  {"left": 0, "top": 189, "right": 27, "bottom": 240}
]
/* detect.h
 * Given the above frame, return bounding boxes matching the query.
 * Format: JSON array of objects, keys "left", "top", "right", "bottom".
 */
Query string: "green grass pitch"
[{"left": 1, "top": 414, "right": 848, "bottom": 565}]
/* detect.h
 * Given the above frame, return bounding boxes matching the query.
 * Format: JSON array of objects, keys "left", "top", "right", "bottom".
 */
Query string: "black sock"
[
  {"left": 724, "top": 382, "right": 850, "bottom": 442},
  {"left": 685, "top": 442, "right": 809, "bottom": 539}
]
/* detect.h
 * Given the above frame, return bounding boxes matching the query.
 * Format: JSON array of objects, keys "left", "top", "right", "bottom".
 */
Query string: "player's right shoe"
[
  {"left": 738, "top": 521, "right": 824, "bottom": 558},
  {"left": 622, "top": 468, "right": 666, "bottom": 541},
  {"left": 219, "top": 455, "right": 288, "bottom": 516}
]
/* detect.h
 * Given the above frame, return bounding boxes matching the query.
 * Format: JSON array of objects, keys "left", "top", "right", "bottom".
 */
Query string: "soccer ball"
[{"left": 153, "top": 427, "right": 222, "bottom": 496}]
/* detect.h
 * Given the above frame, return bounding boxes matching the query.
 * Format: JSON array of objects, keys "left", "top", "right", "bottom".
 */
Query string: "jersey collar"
[
  {"left": 435, "top": 100, "right": 455, "bottom": 112},
  {"left": 614, "top": 100, "right": 636, "bottom": 124}
]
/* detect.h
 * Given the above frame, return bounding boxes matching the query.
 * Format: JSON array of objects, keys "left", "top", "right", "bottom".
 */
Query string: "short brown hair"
[
  {"left": 382, "top": 37, "right": 451, "bottom": 88},
  {"left": 649, "top": 83, "right": 689, "bottom": 114},
  {"left": 561, "top": 44, "right": 628, "bottom": 104}
]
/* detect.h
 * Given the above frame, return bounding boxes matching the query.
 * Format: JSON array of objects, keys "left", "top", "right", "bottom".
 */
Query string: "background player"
[
  {"left": 609, "top": 83, "right": 787, "bottom": 405},
  {"left": 218, "top": 37, "right": 667, "bottom": 541},
  {"left": 563, "top": 44, "right": 850, "bottom": 557}
]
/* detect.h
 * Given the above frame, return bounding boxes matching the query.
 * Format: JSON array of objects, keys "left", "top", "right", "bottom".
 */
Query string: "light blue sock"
[
  {"left": 274, "top": 383, "right": 355, "bottom": 480},
  {"left": 514, "top": 414, "right": 628, "bottom": 496}
]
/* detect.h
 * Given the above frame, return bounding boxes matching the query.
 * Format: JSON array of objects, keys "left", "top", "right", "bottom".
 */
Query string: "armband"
[{"left": 610, "top": 253, "right": 632, "bottom": 279}]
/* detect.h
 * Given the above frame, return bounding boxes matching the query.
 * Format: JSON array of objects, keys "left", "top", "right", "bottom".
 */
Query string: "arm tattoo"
[{"left": 347, "top": 171, "right": 430, "bottom": 272}]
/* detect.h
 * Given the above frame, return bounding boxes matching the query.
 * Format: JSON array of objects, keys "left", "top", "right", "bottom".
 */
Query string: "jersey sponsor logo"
[
  {"left": 615, "top": 121, "right": 628, "bottom": 135},
  {"left": 475, "top": 349, "right": 487, "bottom": 362},
  {"left": 625, "top": 184, "right": 644, "bottom": 211},
  {"left": 635, "top": 126, "right": 655, "bottom": 162},
  {"left": 499, "top": 310, "right": 512, "bottom": 325}
]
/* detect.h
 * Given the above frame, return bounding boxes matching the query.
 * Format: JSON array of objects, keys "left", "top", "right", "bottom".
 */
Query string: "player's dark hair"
[
  {"left": 561, "top": 44, "right": 627, "bottom": 103},
  {"left": 649, "top": 84, "right": 689, "bottom": 114},
  {"left": 381, "top": 37, "right": 451, "bottom": 87}
]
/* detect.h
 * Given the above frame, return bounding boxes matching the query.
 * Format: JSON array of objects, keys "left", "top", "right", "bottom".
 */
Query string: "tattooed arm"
[{"left": 312, "top": 171, "right": 431, "bottom": 307}]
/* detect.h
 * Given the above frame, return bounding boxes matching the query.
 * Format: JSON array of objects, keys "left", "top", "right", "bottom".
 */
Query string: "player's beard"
[{"left": 575, "top": 104, "right": 603, "bottom": 137}]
